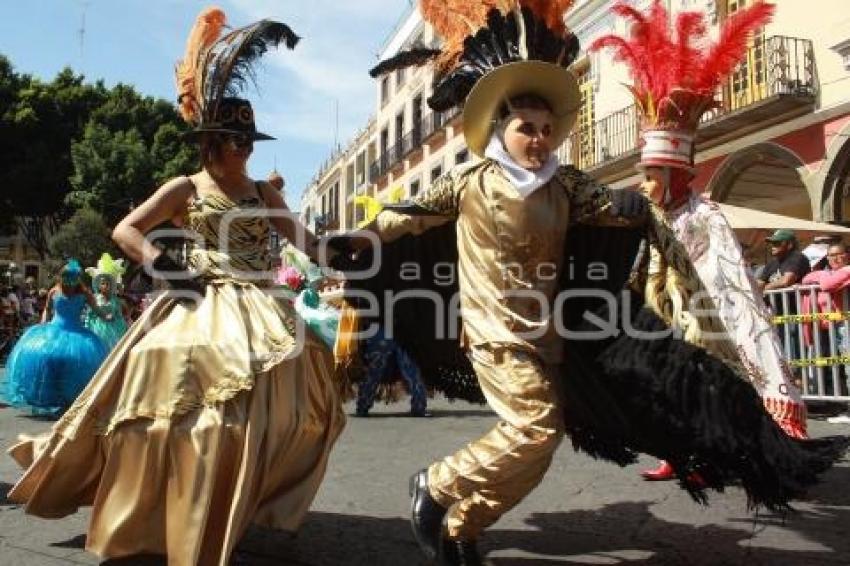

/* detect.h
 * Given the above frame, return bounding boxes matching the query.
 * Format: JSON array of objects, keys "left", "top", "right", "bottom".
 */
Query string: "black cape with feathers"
[{"left": 335, "top": 215, "right": 846, "bottom": 510}]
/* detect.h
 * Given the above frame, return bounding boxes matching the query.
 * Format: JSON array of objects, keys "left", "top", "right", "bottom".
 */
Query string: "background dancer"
[
  {"left": 3, "top": 259, "right": 108, "bottom": 417},
  {"left": 85, "top": 253, "right": 130, "bottom": 351},
  {"left": 591, "top": 0, "right": 808, "bottom": 482},
  {"left": 355, "top": 325, "right": 430, "bottom": 418}
]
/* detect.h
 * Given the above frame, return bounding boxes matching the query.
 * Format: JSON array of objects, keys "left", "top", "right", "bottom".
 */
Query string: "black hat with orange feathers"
[
  {"left": 370, "top": 1, "right": 580, "bottom": 157},
  {"left": 175, "top": 6, "right": 299, "bottom": 141}
]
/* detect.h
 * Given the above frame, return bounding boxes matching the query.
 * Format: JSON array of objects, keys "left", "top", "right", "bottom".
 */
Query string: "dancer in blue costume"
[
  {"left": 84, "top": 253, "right": 129, "bottom": 350},
  {"left": 4, "top": 259, "right": 108, "bottom": 416}
]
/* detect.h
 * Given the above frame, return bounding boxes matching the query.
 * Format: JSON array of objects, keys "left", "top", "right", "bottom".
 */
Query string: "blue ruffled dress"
[{"left": 3, "top": 292, "right": 108, "bottom": 415}]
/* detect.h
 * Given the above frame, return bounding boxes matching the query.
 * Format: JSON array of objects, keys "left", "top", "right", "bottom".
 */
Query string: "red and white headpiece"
[{"left": 591, "top": 0, "right": 775, "bottom": 173}]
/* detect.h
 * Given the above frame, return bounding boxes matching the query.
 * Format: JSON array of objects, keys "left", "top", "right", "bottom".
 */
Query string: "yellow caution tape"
[
  {"left": 787, "top": 355, "right": 850, "bottom": 368},
  {"left": 772, "top": 312, "right": 850, "bottom": 325}
]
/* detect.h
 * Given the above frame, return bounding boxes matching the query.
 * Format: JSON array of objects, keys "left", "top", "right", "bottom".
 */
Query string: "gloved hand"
[
  {"left": 323, "top": 234, "right": 357, "bottom": 254},
  {"left": 320, "top": 235, "right": 363, "bottom": 271},
  {"left": 610, "top": 189, "right": 650, "bottom": 219},
  {"left": 152, "top": 250, "right": 205, "bottom": 295}
]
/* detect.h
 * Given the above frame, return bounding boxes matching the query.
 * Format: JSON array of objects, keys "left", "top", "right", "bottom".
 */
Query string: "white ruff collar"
[{"left": 484, "top": 134, "right": 558, "bottom": 199}]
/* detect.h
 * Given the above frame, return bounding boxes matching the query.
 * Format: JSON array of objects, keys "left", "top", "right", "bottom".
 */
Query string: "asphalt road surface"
[{"left": 1, "top": 371, "right": 849, "bottom": 565}]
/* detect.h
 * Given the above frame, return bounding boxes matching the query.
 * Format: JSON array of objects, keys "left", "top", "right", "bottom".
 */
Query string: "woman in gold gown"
[{"left": 6, "top": 10, "right": 345, "bottom": 566}]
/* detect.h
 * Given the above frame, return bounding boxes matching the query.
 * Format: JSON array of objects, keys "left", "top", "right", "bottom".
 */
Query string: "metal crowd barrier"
[{"left": 764, "top": 285, "right": 850, "bottom": 402}]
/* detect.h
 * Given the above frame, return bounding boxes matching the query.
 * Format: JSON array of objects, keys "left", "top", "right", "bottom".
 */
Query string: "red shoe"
[
  {"left": 685, "top": 471, "right": 707, "bottom": 489},
  {"left": 641, "top": 460, "right": 676, "bottom": 481}
]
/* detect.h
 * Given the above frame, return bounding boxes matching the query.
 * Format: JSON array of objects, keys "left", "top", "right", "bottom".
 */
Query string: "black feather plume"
[
  {"left": 428, "top": 7, "right": 581, "bottom": 112},
  {"left": 201, "top": 20, "right": 299, "bottom": 121},
  {"left": 369, "top": 47, "right": 442, "bottom": 78}
]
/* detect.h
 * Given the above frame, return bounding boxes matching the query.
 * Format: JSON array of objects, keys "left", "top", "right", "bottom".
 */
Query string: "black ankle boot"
[
  {"left": 409, "top": 469, "right": 447, "bottom": 560},
  {"left": 437, "top": 528, "right": 483, "bottom": 566}
]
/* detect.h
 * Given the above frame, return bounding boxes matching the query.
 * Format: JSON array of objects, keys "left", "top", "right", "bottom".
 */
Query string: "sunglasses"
[{"left": 221, "top": 133, "right": 254, "bottom": 149}]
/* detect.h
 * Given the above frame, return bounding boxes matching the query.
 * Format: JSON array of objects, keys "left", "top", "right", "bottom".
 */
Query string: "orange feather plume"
[
  {"left": 419, "top": 0, "right": 575, "bottom": 74},
  {"left": 420, "top": 0, "right": 516, "bottom": 73},
  {"left": 175, "top": 6, "right": 227, "bottom": 124},
  {"left": 519, "top": 0, "right": 575, "bottom": 36}
]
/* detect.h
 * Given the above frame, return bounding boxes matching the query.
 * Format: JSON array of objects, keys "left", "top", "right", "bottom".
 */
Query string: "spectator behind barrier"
[
  {"left": 759, "top": 229, "right": 811, "bottom": 370},
  {"left": 810, "top": 235, "right": 843, "bottom": 271},
  {"left": 801, "top": 243, "right": 850, "bottom": 414},
  {"left": 802, "top": 243, "right": 850, "bottom": 334},
  {"left": 758, "top": 229, "right": 811, "bottom": 293}
]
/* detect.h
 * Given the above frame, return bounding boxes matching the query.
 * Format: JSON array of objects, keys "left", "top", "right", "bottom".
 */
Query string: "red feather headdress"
[{"left": 591, "top": 0, "right": 775, "bottom": 131}]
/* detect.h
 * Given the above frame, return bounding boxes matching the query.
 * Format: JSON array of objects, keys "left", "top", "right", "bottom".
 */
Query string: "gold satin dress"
[{"left": 6, "top": 192, "right": 346, "bottom": 566}]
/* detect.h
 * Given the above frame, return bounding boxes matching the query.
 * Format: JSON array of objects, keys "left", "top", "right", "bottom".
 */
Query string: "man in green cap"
[
  {"left": 758, "top": 228, "right": 811, "bottom": 382},
  {"left": 758, "top": 229, "right": 811, "bottom": 292}
]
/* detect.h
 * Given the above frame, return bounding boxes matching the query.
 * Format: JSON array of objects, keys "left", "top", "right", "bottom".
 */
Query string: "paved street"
[{"left": 1, "top": 365, "right": 849, "bottom": 565}]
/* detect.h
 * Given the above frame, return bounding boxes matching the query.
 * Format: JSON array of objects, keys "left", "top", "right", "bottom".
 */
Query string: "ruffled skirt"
[
  {"left": 86, "top": 314, "right": 128, "bottom": 351},
  {"left": 3, "top": 321, "right": 107, "bottom": 415},
  {"left": 7, "top": 282, "right": 345, "bottom": 566}
]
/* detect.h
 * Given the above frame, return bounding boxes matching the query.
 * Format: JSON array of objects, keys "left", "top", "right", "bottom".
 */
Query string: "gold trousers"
[{"left": 428, "top": 345, "right": 563, "bottom": 540}]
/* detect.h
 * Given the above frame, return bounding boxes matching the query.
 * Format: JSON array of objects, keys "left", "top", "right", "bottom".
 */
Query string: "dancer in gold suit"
[
  {"left": 362, "top": 2, "right": 648, "bottom": 563},
  {"left": 6, "top": 8, "right": 344, "bottom": 566}
]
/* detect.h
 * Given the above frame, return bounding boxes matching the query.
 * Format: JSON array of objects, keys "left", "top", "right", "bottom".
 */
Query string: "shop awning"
[{"left": 718, "top": 203, "right": 850, "bottom": 234}]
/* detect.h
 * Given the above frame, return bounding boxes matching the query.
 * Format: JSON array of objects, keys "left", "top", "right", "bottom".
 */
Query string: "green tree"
[
  {"left": 0, "top": 58, "right": 107, "bottom": 258},
  {"left": 0, "top": 55, "right": 195, "bottom": 256},
  {"left": 47, "top": 207, "right": 116, "bottom": 269},
  {"left": 67, "top": 123, "right": 154, "bottom": 224},
  {"left": 67, "top": 84, "right": 196, "bottom": 226}
]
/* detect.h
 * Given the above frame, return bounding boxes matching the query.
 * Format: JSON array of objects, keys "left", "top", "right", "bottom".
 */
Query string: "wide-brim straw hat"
[{"left": 463, "top": 60, "right": 580, "bottom": 157}]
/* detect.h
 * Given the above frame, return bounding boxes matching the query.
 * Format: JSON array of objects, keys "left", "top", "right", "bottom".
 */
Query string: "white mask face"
[{"left": 499, "top": 108, "right": 555, "bottom": 171}]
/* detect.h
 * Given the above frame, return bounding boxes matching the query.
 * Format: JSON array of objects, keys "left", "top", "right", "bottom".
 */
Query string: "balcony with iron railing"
[
  {"left": 368, "top": 106, "right": 462, "bottom": 181},
  {"left": 557, "top": 35, "right": 817, "bottom": 178}
]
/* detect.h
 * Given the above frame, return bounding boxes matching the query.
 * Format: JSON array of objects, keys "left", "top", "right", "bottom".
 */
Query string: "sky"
[{"left": 0, "top": 0, "right": 413, "bottom": 209}]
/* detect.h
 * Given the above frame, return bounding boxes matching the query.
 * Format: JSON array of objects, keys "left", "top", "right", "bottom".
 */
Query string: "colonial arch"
[
  {"left": 819, "top": 121, "right": 850, "bottom": 222},
  {"left": 708, "top": 142, "right": 813, "bottom": 219}
]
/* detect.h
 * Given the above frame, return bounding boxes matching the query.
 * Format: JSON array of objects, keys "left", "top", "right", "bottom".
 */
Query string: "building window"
[
  {"left": 575, "top": 65, "right": 596, "bottom": 169},
  {"left": 380, "top": 76, "right": 390, "bottom": 106},
  {"left": 410, "top": 178, "right": 421, "bottom": 197},
  {"left": 430, "top": 163, "right": 443, "bottom": 184},
  {"left": 455, "top": 148, "right": 469, "bottom": 165},
  {"left": 727, "top": 0, "right": 767, "bottom": 109},
  {"left": 395, "top": 111, "right": 405, "bottom": 146},
  {"left": 356, "top": 151, "right": 366, "bottom": 186},
  {"left": 396, "top": 67, "right": 406, "bottom": 90},
  {"left": 330, "top": 183, "right": 340, "bottom": 222},
  {"left": 380, "top": 127, "right": 389, "bottom": 167},
  {"left": 412, "top": 94, "right": 424, "bottom": 145}
]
